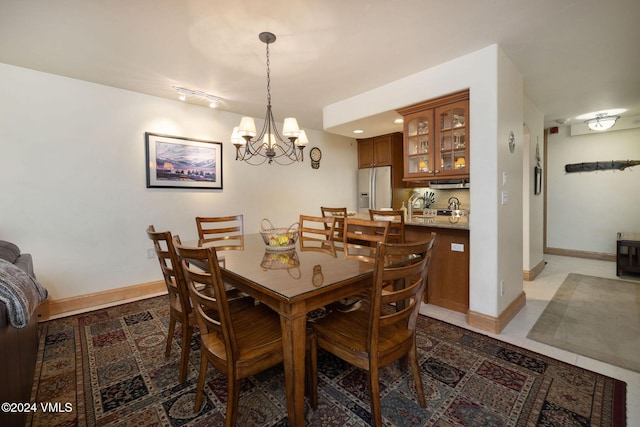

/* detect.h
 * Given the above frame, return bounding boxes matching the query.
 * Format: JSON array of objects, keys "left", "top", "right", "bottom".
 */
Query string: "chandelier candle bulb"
[
  {"left": 263, "top": 133, "right": 276, "bottom": 147},
  {"left": 231, "top": 127, "right": 245, "bottom": 146},
  {"left": 297, "top": 130, "right": 309, "bottom": 146},
  {"left": 238, "top": 117, "right": 257, "bottom": 137},
  {"left": 282, "top": 118, "right": 301, "bottom": 137}
]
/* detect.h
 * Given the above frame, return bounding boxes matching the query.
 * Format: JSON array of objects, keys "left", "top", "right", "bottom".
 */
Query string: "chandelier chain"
[{"left": 266, "top": 41, "right": 271, "bottom": 106}]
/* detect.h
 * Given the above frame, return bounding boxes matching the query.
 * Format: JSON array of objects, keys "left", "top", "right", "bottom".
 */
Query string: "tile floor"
[{"left": 420, "top": 254, "right": 639, "bottom": 426}]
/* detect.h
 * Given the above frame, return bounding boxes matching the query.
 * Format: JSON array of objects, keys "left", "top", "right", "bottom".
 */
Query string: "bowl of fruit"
[{"left": 260, "top": 219, "right": 299, "bottom": 251}]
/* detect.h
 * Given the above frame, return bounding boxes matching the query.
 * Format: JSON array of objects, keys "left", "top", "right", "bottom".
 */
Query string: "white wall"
[
  {"left": 523, "top": 98, "right": 545, "bottom": 272},
  {"left": 495, "top": 49, "right": 524, "bottom": 313},
  {"left": 324, "top": 45, "right": 526, "bottom": 318},
  {"left": 0, "top": 63, "right": 358, "bottom": 300},
  {"left": 546, "top": 125, "right": 640, "bottom": 254}
]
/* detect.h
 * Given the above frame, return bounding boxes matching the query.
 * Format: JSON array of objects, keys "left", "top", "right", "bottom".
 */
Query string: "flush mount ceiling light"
[
  {"left": 585, "top": 113, "right": 620, "bottom": 131},
  {"left": 173, "top": 86, "right": 221, "bottom": 108},
  {"left": 231, "top": 32, "right": 308, "bottom": 165}
]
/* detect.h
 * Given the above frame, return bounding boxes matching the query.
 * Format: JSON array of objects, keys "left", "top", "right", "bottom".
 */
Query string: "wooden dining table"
[{"left": 187, "top": 233, "right": 378, "bottom": 426}]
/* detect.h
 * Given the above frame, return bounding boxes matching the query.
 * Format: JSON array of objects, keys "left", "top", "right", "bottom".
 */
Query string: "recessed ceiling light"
[
  {"left": 393, "top": 118, "right": 404, "bottom": 124},
  {"left": 353, "top": 129, "right": 364, "bottom": 134}
]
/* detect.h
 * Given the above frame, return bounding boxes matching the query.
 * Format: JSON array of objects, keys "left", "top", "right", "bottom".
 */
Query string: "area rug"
[
  {"left": 528, "top": 273, "right": 640, "bottom": 373},
  {"left": 28, "top": 295, "right": 626, "bottom": 426}
]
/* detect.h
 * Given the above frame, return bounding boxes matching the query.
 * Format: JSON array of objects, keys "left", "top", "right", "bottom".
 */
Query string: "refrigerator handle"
[{"left": 370, "top": 168, "right": 375, "bottom": 209}]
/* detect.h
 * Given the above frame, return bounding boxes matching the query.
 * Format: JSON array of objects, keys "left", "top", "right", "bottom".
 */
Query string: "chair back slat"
[
  {"left": 196, "top": 215, "right": 244, "bottom": 250},
  {"left": 146, "top": 225, "right": 190, "bottom": 316},
  {"left": 321, "top": 207, "right": 347, "bottom": 240},
  {"left": 368, "top": 234, "right": 436, "bottom": 354},
  {"left": 175, "top": 242, "right": 239, "bottom": 358},
  {"left": 343, "top": 217, "right": 390, "bottom": 245},
  {"left": 299, "top": 215, "right": 338, "bottom": 254},
  {"left": 368, "top": 209, "right": 405, "bottom": 243}
]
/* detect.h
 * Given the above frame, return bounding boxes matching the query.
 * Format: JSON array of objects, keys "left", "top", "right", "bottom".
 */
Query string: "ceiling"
[{"left": 1, "top": 0, "right": 639, "bottom": 138}]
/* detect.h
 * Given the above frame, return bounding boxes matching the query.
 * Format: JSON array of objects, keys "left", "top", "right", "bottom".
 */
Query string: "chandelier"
[
  {"left": 231, "top": 32, "right": 308, "bottom": 165},
  {"left": 585, "top": 113, "right": 620, "bottom": 131}
]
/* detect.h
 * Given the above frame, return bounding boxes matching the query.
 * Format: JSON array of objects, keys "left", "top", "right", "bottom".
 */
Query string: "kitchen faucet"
[
  {"left": 448, "top": 196, "right": 461, "bottom": 210},
  {"left": 407, "top": 193, "right": 425, "bottom": 221}
]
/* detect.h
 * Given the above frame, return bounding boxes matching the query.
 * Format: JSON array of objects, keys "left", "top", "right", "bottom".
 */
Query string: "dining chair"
[
  {"left": 329, "top": 217, "right": 392, "bottom": 312},
  {"left": 195, "top": 215, "right": 244, "bottom": 250},
  {"left": 146, "top": 225, "right": 195, "bottom": 383},
  {"left": 342, "top": 217, "right": 391, "bottom": 248},
  {"left": 299, "top": 215, "right": 336, "bottom": 252},
  {"left": 368, "top": 209, "right": 405, "bottom": 243},
  {"left": 174, "top": 242, "right": 317, "bottom": 424},
  {"left": 310, "top": 234, "right": 436, "bottom": 427},
  {"left": 320, "top": 206, "right": 347, "bottom": 240}
]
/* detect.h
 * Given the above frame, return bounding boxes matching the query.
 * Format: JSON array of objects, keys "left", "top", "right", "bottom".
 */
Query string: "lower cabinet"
[{"left": 406, "top": 225, "right": 469, "bottom": 313}]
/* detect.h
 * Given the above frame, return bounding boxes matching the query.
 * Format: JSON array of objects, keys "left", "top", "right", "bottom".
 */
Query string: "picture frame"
[
  {"left": 145, "top": 132, "right": 222, "bottom": 189},
  {"left": 534, "top": 165, "right": 542, "bottom": 195}
]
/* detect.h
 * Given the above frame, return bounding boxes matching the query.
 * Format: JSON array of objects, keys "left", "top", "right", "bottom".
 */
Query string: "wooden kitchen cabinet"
[
  {"left": 357, "top": 132, "right": 405, "bottom": 209},
  {"left": 357, "top": 133, "right": 401, "bottom": 168},
  {"left": 406, "top": 225, "right": 469, "bottom": 313},
  {"left": 397, "top": 90, "right": 469, "bottom": 182}
]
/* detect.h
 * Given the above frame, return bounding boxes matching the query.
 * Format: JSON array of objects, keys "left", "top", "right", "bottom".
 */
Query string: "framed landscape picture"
[{"left": 145, "top": 132, "right": 222, "bottom": 189}]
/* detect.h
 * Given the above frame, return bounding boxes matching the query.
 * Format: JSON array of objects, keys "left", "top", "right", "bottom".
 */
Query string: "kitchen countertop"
[
  {"left": 406, "top": 215, "right": 469, "bottom": 230},
  {"left": 348, "top": 212, "right": 469, "bottom": 231}
]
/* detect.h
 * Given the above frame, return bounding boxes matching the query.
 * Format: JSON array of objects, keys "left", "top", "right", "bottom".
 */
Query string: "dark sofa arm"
[
  {"left": 0, "top": 245, "right": 41, "bottom": 427},
  {"left": 13, "top": 253, "right": 34, "bottom": 279},
  {"left": 0, "top": 303, "right": 6, "bottom": 329}
]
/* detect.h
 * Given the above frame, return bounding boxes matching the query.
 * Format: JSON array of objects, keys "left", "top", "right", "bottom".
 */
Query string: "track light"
[{"left": 173, "top": 86, "right": 221, "bottom": 108}]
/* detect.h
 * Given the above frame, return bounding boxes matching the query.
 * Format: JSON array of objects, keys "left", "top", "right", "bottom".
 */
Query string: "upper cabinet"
[
  {"left": 397, "top": 90, "right": 469, "bottom": 182},
  {"left": 357, "top": 133, "right": 401, "bottom": 168}
]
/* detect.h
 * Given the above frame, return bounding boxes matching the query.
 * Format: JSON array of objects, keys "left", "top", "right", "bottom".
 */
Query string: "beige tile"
[{"left": 422, "top": 254, "right": 638, "bottom": 426}]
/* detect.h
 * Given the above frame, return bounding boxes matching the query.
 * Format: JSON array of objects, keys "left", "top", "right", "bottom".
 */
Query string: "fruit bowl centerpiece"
[{"left": 260, "top": 219, "right": 299, "bottom": 251}]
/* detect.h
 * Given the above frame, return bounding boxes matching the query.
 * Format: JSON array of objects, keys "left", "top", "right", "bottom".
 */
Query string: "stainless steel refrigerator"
[{"left": 357, "top": 166, "right": 392, "bottom": 214}]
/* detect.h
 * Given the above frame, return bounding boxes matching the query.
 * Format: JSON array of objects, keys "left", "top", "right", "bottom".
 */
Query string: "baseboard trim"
[
  {"left": 544, "top": 247, "right": 615, "bottom": 262},
  {"left": 466, "top": 291, "right": 527, "bottom": 334},
  {"left": 37, "top": 280, "right": 166, "bottom": 321},
  {"left": 523, "top": 259, "right": 546, "bottom": 281}
]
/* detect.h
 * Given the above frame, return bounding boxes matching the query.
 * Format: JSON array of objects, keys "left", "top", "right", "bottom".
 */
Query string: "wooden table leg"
[{"left": 279, "top": 304, "right": 308, "bottom": 427}]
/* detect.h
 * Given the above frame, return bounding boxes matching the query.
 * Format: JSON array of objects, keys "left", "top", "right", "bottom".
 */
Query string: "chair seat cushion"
[
  {"left": 201, "top": 304, "right": 283, "bottom": 364},
  {"left": 312, "top": 305, "right": 411, "bottom": 361}
]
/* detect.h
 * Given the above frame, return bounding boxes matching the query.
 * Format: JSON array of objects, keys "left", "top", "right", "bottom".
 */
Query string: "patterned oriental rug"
[{"left": 28, "top": 296, "right": 626, "bottom": 426}]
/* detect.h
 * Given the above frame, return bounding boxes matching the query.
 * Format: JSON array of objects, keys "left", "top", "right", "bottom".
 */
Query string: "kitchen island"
[{"left": 406, "top": 216, "right": 469, "bottom": 313}]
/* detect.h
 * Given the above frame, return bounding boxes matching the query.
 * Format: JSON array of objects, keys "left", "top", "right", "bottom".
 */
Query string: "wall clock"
[{"left": 310, "top": 147, "right": 322, "bottom": 169}]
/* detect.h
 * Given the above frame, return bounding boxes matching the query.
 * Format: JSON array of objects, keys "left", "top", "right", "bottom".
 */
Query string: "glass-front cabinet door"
[
  {"left": 404, "top": 109, "right": 434, "bottom": 179},
  {"left": 435, "top": 100, "right": 469, "bottom": 178},
  {"left": 397, "top": 90, "right": 469, "bottom": 183}
]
